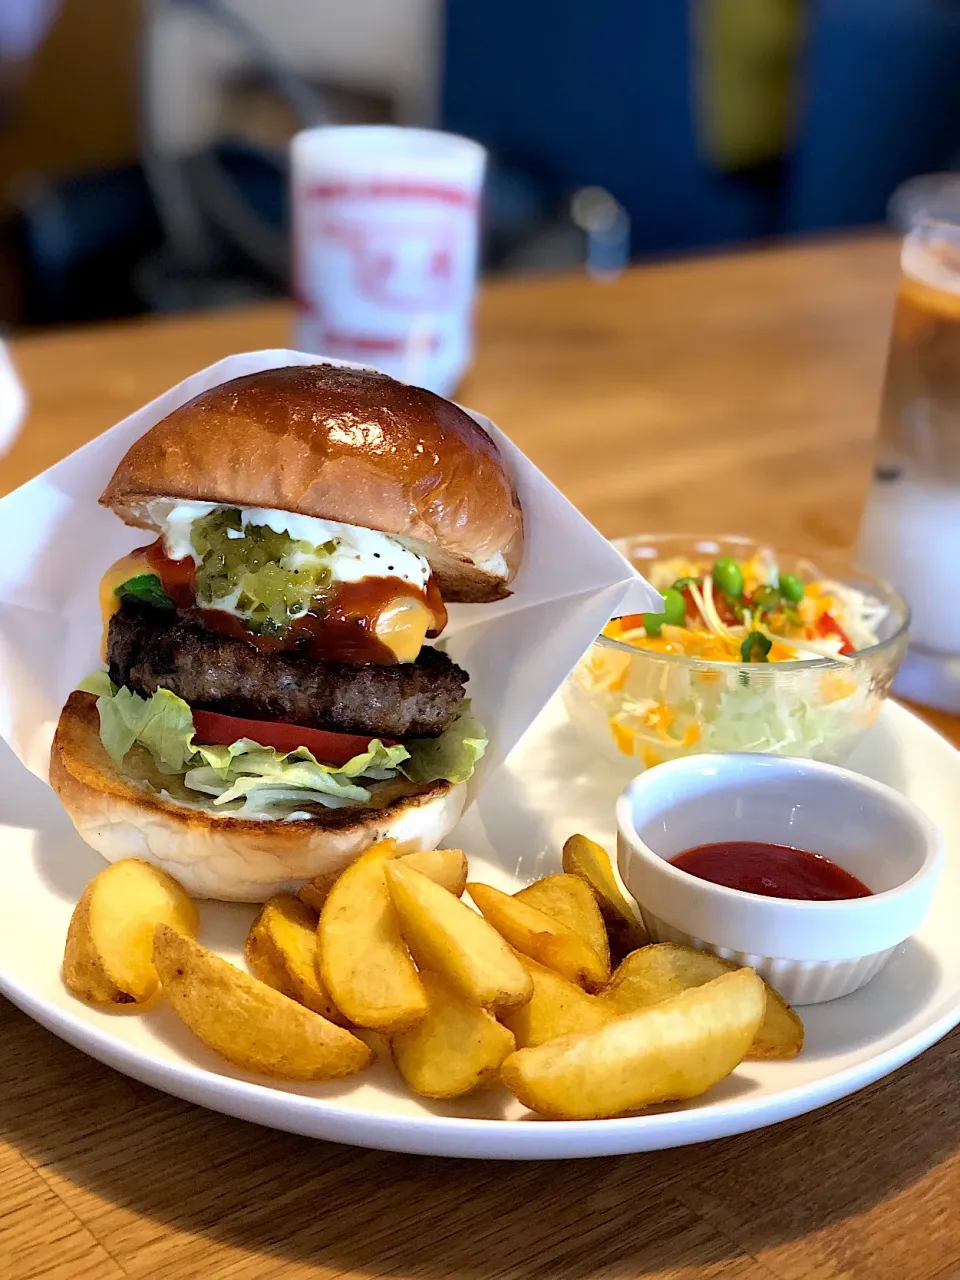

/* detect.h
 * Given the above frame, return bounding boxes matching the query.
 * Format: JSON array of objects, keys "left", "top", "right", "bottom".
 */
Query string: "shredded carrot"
[
  {"left": 610, "top": 720, "right": 636, "bottom": 756},
  {"left": 643, "top": 702, "right": 677, "bottom": 740},
  {"left": 582, "top": 648, "right": 631, "bottom": 692}
]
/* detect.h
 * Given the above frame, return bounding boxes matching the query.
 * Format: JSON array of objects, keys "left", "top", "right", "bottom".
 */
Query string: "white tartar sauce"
[{"left": 147, "top": 499, "right": 431, "bottom": 590}]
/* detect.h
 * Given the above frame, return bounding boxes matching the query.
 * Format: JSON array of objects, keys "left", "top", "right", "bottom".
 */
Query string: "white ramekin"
[{"left": 616, "top": 754, "right": 944, "bottom": 1005}]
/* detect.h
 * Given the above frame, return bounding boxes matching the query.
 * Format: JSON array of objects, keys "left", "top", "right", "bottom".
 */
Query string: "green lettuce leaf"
[
  {"left": 402, "top": 704, "right": 487, "bottom": 784},
  {"left": 185, "top": 763, "right": 373, "bottom": 808},
  {"left": 77, "top": 670, "right": 117, "bottom": 697},
  {"left": 84, "top": 677, "right": 486, "bottom": 816},
  {"left": 97, "top": 685, "right": 195, "bottom": 775},
  {"left": 186, "top": 736, "right": 411, "bottom": 808},
  {"left": 88, "top": 682, "right": 413, "bottom": 812}
]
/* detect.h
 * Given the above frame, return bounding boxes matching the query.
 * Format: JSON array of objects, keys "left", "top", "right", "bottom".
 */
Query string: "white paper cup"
[{"left": 291, "top": 125, "right": 486, "bottom": 396}]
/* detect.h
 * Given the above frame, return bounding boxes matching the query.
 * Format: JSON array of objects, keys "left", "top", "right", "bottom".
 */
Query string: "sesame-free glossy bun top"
[{"left": 100, "top": 364, "right": 524, "bottom": 602}]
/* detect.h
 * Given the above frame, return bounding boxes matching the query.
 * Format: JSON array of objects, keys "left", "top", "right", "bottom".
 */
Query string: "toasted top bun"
[
  {"left": 100, "top": 364, "right": 524, "bottom": 603},
  {"left": 51, "top": 692, "right": 466, "bottom": 901}
]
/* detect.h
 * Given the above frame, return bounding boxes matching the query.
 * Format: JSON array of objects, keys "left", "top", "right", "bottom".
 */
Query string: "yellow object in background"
[{"left": 693, "top": 0, "right": 805, "bottom": 171}]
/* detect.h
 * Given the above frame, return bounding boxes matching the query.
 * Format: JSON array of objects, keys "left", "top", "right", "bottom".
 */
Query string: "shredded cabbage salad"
[
  {"left": 605, "top": 549, "right": 887, "bottom": 664},
  {"left": 566, "top": 549, "right": 890, "bottom": 767},
  {"left": 78, "top": 672, "right": 486, "bottom": 820}
]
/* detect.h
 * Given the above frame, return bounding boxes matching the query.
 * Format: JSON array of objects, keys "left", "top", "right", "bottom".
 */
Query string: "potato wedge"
[
  {"left": 515, "top": 874, "right": 611, "bottom": 979},
  {"left": 295, "top": 879, "right": 330, "bottom": 914},
  {"left": 385, "top": 863, "right": 532, "bottom": 1012},
  {"left": 391, "top": 971, "right": 516, "bottom": 1098},
  {"left": 600, "top": 943, "right": 804, "bottom": 1060},
  {"left": 245, "top": 894, "right": 346, "bottom": 1025},
  {"left": 467, "top": 882, "right": 608, "bottom": 991},
  {"left": 502, "top": 956, "right": 614, "bottom": 1048},
  {"left": 154, "top": 925, "right": 371, "bottom": 1080},
  {"left": 401, "top": 849, "right": 469, "bottom": 898},
  {"left": 501, "top": 968, "right": 766, "bottom": 1119},
  {"left": 561, "top": 833, "right": 648, "bottom": 957},
  {"left": 63, "top": 859, "right": 199, "bottom": 1007},
  {"left": 318, "top": 840, "right": 428, "bottom": 1033},
  {"left": 297, "top": 848, "right": 468, "bottom": 913}
]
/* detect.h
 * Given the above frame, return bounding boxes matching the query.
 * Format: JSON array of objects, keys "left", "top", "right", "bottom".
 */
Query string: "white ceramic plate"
[{"left": 1, "top": 699, "right": 958, "bottom": 1159}]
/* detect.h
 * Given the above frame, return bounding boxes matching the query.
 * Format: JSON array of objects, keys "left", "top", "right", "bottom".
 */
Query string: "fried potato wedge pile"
[{"left": 62, "top": 832, "right": 804, "bottom": 1112}]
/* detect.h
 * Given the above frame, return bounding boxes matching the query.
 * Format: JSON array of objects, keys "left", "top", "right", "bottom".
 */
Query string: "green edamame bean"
[
  {"left": 778, "top": 572, "right": 805, "bottom": 603},
  {"left": 642, "top": 587, "right": 686, "bottom": 636},
  {"left": 713, "top": 557, "right": 744, "bottom": 598},
  {"left": 661, "top": 587, "right": 686, "bottom": 625}
]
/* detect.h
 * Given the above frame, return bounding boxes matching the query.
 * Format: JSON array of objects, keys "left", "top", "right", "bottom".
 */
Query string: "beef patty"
[{"left": 107, "top": 601, "right": 468, "bottom": 738}]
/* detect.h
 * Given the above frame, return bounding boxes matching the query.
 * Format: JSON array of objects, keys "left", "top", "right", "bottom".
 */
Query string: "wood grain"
[{"left": 3, "top": 234, "right": 959, "bottom": 1280}]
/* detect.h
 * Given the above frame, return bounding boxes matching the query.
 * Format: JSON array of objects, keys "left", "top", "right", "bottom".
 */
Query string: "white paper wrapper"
[{"left": 0, "top": 350, "right": 659, "bottom": 799}]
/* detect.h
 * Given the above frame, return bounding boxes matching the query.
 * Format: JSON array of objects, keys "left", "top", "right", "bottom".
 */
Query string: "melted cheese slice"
[{"left": 374, "top": 596, "right": 434, "bottom": 663}]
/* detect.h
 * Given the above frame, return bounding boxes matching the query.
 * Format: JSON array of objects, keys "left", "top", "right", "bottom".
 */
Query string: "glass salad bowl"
[{"left": 563, "top": 534, "right": 910, "bottom": 769}]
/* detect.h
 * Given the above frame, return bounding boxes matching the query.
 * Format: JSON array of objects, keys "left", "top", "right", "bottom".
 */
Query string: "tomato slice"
[
  {"left": 191, "top": 709, "right": 397, "bottom": 764},
  {"left": 711, "top": 590, "right": 742, "bottom": 626},
  {"left": 619, "top": 613, "right": 646, "bottom": 631},
  {"left": 815, "top": 613, "right": 855, "bottom": 656}
]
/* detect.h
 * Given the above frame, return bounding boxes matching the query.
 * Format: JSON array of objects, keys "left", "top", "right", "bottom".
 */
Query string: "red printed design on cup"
[
  {"left": 305, "top": 180, "right": 477, "bottom": 208},
  {"left": 313, "top": 218, "right": 461, "bottom": 311}
]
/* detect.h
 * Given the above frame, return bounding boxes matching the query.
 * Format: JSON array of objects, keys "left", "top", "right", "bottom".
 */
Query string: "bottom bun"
[{"left": 50, "top": 692, "right": 467, "bottom": 901}]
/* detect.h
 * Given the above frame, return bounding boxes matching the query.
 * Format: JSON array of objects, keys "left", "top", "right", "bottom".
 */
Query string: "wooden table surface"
[{"left": 3, "top": 234, "right": 959, "bottom": 1280}]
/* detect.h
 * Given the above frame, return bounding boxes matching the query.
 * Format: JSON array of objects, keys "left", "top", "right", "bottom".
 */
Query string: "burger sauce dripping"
[{"left": 143, "top": 539, "right": 446, "bottom": 665}]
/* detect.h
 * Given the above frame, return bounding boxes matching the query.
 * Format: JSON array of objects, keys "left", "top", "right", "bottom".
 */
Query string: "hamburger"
[{"left": 50, "top": 364, "right": 523, "bottom": 900}]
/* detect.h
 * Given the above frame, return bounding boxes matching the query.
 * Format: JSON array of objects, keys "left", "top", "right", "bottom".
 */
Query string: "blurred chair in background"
[
  {"left": 784, "top": 0, "right": 960, "bottom": 232},
  {"left": 443, "top": 0, "right": 779, "bottom": 262},
  {"left": 442, "top": 0, "right": 960, "bottom": 259}
]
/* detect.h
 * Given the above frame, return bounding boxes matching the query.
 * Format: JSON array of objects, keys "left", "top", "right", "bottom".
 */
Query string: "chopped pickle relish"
[{"left": 191, "top": 507, "right": 335, "bottom": 636}]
